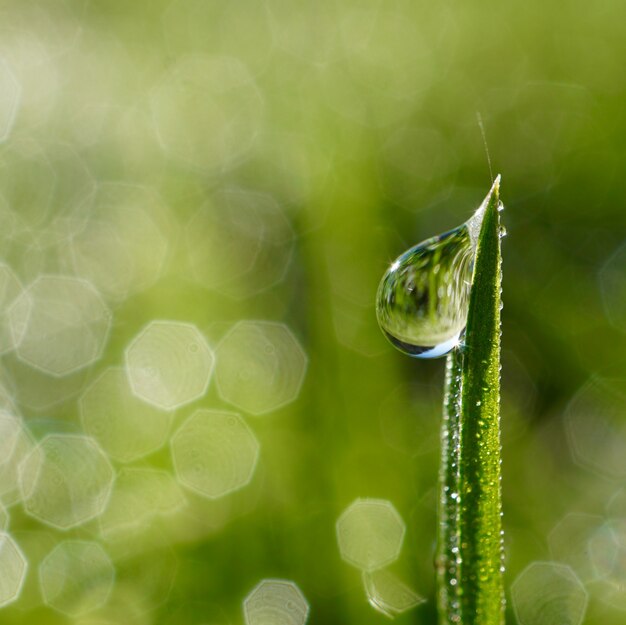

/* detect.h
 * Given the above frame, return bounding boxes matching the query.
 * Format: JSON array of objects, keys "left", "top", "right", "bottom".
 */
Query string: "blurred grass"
[{"left": 0, "top": 0, "right": 625, "bottom": 624}]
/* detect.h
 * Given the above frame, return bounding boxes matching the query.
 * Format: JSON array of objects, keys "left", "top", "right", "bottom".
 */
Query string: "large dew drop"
[{"left": 376, "top": 177, "right": 500, "bottom": 358}]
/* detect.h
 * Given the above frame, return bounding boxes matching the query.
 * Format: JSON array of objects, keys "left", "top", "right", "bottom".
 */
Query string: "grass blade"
[
  {"left": 437, "top": 346, "right": 463, "bottom": 624},
  {"left": 457, "top": 176, "right": 504, "bottom": 624}
]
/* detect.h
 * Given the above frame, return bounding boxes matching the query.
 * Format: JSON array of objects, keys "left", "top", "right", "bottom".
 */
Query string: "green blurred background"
[{"left": 0, "top": 0, "right": 625, "bottom": 623}]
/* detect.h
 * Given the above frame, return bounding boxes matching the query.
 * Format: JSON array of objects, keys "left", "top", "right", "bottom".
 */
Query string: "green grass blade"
[
  {"left": 457, "top": 177, "right": 504, "bottom": 624},
  {"left": 437, "top": 347, "right": 463, "bottom": 624}
]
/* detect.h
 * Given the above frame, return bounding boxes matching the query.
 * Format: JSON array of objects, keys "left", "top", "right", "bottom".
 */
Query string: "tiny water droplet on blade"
[{"left": 376, "top": 178, "right": 499, "bottom": 358}]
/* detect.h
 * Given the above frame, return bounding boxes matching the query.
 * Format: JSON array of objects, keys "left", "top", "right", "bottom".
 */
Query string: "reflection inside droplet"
[{"left": 376, "top": 178, "right": 500, "bottom": 358}]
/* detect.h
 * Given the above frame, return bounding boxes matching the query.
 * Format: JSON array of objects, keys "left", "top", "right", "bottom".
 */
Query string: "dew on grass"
[
  {"left": 376, "top": 177, "right": 500, "bottom": 358},
  {"left": 19, "top": 434, "right": 114, "bottom": 530},
  {"left": 125, "top": 321, "right": 214, "bottom": 411},
  {"left": 362, "top": 568, "right": 425, "bottom": 618},
  {"left": 80, "top": 367, "right": 173, "bottom": 463},
  {"left": 171, "top": 409, "right": 259, "bottom": 499},
  {"left": 243, "top": 579, "right": 309, "bottom": 625},
  {"left": 215, "top": 321, "right": 307, "bottom": 416},
  {"left": 336, "top": 498, "right": 406, "bottom": 572},
  {"left": 510, "top": 561, "right": 587, "bottom": 625},
  {"left": 39, "top": 540, "right": 115, "bottom": 617},
  {"left": 0, "top": 532, "right": 27, "bottom": 607}
]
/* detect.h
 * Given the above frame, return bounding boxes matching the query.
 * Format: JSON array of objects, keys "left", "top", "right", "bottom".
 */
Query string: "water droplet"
[{"left": 376, "top": 177, "right": 499, "bottom": 358}]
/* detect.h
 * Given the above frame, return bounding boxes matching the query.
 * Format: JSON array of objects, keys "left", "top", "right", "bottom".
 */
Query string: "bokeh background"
[{"left": 0, "top": 1, "right": 625, "bottom": 624}]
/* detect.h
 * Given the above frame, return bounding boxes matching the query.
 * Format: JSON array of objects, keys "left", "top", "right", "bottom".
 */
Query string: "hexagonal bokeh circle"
[
  {"left": 39, "top": 540, "right": 115, "bottom": 617},
  {"left": 20, "top": 434, "right": 115, "bottom": 530},
  {"left": 150, "top": 55, "right": 263, "bottom": 171},
  {"left": 547, "top": 512, "right": 604, "bottom": 582},
  {"left": 362, "top": 569, "right": 425, "bottom": 618},
  {"left": 171, "top": 409, "right": 259, "bottom": 499},
  {"left": 80, "top": 367, "right": 173, "bottom": 463},
  {"left": 0, "top": 533, "right": 27, "bottom": 607},
  {"left": 185, "top": 189, "right": 294, "bottom": 299},
  {"left": 588, "top": 523, "right": 620, "bottom": 582},
  {"left": 8, "top": 275, "right": 111, "bottom": 377},
  {"left": 336, "top": 498, "right": 406, "bottom": 572},
  {"left": 69, "top": 183, "right": 170, "bottom": 302},
  {"left": 564, "top": 377, "right": 626, "bottom": 479},
  {"left": 125, "top": 321, "right": 214, "bottom": 411},
  {"left": 243, "top": 579, "right": 309, "bottom": 625},
  {"left": 511, "top": 561, "right": 588, "bottom": 625},
  {"left": 215, "top": 321, "right": 307, "bottom": 416}
]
